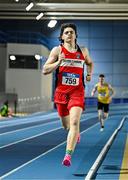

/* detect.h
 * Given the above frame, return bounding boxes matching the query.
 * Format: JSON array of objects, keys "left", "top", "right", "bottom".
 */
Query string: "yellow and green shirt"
[{"left": 96, "top": 82, "right": 110, "bottom": 104}]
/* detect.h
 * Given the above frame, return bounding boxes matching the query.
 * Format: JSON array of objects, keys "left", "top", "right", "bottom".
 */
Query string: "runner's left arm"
[
  {"left": 82, "top": 48, "right": 94, "bottom": 82},
  {"left": 108, "top": 84, "right": 115, "bottom": 98}
]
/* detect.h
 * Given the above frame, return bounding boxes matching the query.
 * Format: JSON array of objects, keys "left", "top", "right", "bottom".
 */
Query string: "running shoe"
[
  {"left": 100, "top": 126, "right": 104, "bottom": 132},
  {"left": 62, "top": 154, "right": 71, "bottom": 167}
]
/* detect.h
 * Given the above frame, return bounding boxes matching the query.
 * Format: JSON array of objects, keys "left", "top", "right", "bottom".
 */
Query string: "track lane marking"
[{"left": 120, "top": 135, "right": 128, "bottom": 180}]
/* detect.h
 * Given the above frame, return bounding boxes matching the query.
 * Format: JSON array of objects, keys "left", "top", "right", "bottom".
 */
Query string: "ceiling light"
[
  {"left": 15, "top": 0, "right": 19, "bottom": 2},
  {"left": 26, "top": 2, "right": 34, "bottom": 11},
  {"left": 10, "top": 55, "right": 16, "bottom": 61},
  {"left": 35, "top": 54, "right": 41, "bottom": 60},
  {"left": 48, "top": 20, "right": 57, "bottom": 28},
  {"left": 36, "top": 13, "right": 44, "bottom": 20}
]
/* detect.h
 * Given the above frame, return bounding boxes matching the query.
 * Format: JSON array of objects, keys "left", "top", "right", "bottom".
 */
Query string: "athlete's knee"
[{"left": 70, "top": 119, "right": 79, "bottom": 128}]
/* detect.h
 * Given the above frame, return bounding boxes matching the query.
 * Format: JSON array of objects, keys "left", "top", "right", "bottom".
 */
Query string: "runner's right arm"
[{"left": 42, "top": 46, "right": 63, "bottom": 75}]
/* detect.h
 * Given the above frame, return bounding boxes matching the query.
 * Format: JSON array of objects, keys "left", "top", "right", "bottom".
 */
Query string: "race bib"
[
  {"left": 99, "top": 92, "right": 106, "bottom": 97},
  {"left": 62, "top": 72, "right": 80, "bottom": 86}
]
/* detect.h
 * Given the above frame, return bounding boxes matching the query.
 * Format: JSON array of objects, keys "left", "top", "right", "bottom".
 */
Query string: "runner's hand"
[
  {"left": 109, "top": 96, "right": 112, "bottom": 103},
  {"left": 86, "top": 74, "right": 91, "bottom": 82}
]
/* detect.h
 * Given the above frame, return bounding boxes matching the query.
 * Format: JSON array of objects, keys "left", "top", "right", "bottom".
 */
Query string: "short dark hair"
[
  {"left": 99, "top": 74, "right": 105, "bottom": 78},
  {"left": 59, "top": 23, "right": 78, "bottom": 43}
]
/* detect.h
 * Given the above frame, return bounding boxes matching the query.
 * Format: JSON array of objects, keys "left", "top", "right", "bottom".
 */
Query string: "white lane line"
[
  {"left": 0, "top": 112, "right": 58, "bottom": 128},
  {"left": 0, "top": 115, "right": 98, "bottom": 149},
  {"left": 0, "top": 116, "right": 58, "bottom": 128},
  {"left": 0, "top": 116, "right": 97, "bottom": 148},
  {"left": 0, "top": 127, "right": 61, "bottom": 149},
  {"left": 0, "top": 122, "right": 98, "bottom": 179},
  {"left": 0, "top": 115, "right": 98, "bottom": 137},
  {"left": 0, "top": 113, "right": 97, "bottom": 136},
  {"left": 0, "top": 120, "right": 59, "bottom": 136},
  {"left": 0, "top": 112, "right": 96, "bottom": 128}
]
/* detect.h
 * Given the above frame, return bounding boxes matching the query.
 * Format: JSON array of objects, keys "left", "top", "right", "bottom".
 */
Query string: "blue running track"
[{"left": 0, "top": 104, "right": 128, "bottom": 180}]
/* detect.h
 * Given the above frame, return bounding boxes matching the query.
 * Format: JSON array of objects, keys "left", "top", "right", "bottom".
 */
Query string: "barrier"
[{"left": 85, "top": 116, "right": 127, "bottom": 180}]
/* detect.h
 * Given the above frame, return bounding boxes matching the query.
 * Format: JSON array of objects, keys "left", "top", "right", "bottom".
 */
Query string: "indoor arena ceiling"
[{"left": 0, "top": 0, "right": 128, "bottom": 20}]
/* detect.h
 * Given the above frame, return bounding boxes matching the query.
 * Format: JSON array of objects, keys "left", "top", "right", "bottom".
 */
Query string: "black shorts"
[{"left": 97, "top": 101, "right": 109, "bottom": 113}]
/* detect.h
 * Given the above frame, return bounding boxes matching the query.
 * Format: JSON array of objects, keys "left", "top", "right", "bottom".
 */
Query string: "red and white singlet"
[
  {"left": 56, "top": 45, "right": 85, "bottom": 92},
  {"left": 54, "top": 44, "right": 85, "bottom": 106}
]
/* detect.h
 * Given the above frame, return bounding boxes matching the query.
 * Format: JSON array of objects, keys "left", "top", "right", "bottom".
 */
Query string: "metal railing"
[{"left": 16, "top": 96, "right": 53, "bottom": 115}]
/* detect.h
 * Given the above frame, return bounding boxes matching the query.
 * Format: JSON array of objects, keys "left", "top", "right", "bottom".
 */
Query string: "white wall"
[
  {"left": 6, "top": 69, "right": 42, "bottom": 98},
  {"left": 6, "top": 43, "right": 53, "bottom": 111}
]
